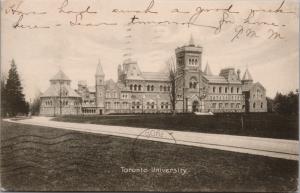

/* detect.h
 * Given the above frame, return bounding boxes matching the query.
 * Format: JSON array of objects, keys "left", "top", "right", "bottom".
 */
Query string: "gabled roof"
[
  {"left": 105, "top": 79, "right": 119, "bottom": 90},
  {"left": 41, "top": 84, "right": 80, "bottom": 97},
  {"left": 203, "top": 75, "right": 228, "bottom": 84},
  {"left": 50, "top": 70, "right": 70, "bottom": 81},
  {"left": 242, "top": 82, "right": 265, "bottom": 92},
  {"left": 242, "top": 69, "right": 253, "bottom": 81},
  {"left": 142, "top": 72, "right": 169, "bottom": 81}
]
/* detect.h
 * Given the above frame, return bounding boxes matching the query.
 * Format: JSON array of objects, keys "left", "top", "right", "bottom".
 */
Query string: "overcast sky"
[{"left": 1, "top": 0, "right": 299, "bottom": 100}]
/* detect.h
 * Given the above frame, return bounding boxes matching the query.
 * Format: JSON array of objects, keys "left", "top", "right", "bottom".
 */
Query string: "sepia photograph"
[{"left": 0, "top": 0, "right": 299, "bottom": 192}]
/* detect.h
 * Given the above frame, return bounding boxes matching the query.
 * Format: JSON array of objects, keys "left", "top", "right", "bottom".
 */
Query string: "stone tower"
[
  {"left": 95, "top": 59, "right": 105, "bottom": 114},
  {"left": 175, "top": 35, "right": 204, "bottom": 112}
]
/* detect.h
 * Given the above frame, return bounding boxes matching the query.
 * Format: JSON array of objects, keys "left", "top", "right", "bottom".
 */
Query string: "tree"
[
  {"left": 31, "top": 91, "right": 42, "bottom": 116},
  {"left": 266, "top": 97, "right": 274, "bottom": 113},
  {"left": 166, "top": 57, "right": 177, "bottom": 115},
  {"left": 273, "top": 91, "right": 298, "bottom": 115},
  {"left": 1, "top": 74, "right": 7, "bottom": 117},
  {"left": 5, "top": 59, "right": 29, "bottom": 116}
]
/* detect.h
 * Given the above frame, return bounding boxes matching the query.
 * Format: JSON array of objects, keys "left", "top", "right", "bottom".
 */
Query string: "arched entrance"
[{"left": 192, "top": 100, "right": 199, "bottom": 112}]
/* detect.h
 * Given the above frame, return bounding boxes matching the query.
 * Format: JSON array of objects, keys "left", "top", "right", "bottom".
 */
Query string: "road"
[{"left": 4, "top": 116, "right": 299, "bottom": 160}]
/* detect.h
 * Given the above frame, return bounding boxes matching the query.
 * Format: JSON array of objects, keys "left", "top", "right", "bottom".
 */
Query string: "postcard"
[{"left": 1, "top": 0, "right": 299, "bottom": 192}]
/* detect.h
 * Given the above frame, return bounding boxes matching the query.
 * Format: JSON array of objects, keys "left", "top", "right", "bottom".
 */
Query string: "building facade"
[{"left": 40, "top": 38, "right": 267, "bottom": 116}]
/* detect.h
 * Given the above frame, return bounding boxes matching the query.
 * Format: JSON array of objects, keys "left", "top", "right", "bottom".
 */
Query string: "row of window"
[
  {"left": 105, "top": 101, "right": 170, "bottom": 109},
  {"left": 129, "top": 84, "right": 170, "bottom": 92},
  {"left": 83, "top": 100, "right": 95, "bottom": 104},
  {"left": 253, "top": 102, "right": 264, "bottom": 109},
  {"left": 188, "top": 58, "right": 198, "bottom": 66},
  {"left": 44, "top": 100, "right": 79, "bottom": 106},
  {"left": 208, "top": 95, "right": 243, "bottom": 101},
  {"left": 212, "top": 86, "right": 241, "bottom": 94},
  {"left": 106, "top": 92, "right": 118, "bottom": 98},
  {"left": 82, "top": 109, "right": 96, "bottom": 114},
  {"left": 210, "top": 103, "right": 241, "bottom": 109}
]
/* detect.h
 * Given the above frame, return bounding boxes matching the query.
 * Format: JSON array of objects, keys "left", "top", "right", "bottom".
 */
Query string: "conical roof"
[
  {"left": 204, "top": 62, "right": 213, "bottom": 75},
  {"left": 242, "top": 69, "right": 253, "bottom": 81},
  {"left": 50, "top": 70, "right": 70, "bottom": 81},
  {"left": 96, "top": 59, "right": 104, "bottom": 76}
]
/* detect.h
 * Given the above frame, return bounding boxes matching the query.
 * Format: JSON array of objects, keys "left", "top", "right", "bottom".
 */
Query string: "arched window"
[
  {"left": 160, "top": 85, "right": 163, "bottom": 91},
  {"left": 164, "top": 86, "right": 167, "bottom": 91},
  {"left": 225, "top": 87, "right": 228, "bottom": 93},
  {"left": 138, "top": 85, "right": 142, "bottom": 91},
  {"left": 219, "top": 103, "right": 223, "bottom": 108},
  {"left": 147, "top": 85, "right": 150, "bottom": 91},
  {"left": 237, "top": 87, "right": 240, "bottom": 93},
  {"left": 231, "top": 87, "right": 233, "bottom": 93},
  {"left": 261, "top": 102, "right": 263, "bottom": 108},
  {"left": 253, "top": 102, "right": 256, "bottom": 108},
  {"left": 151, "top": 102, "right": 155, "bottom": 109},
  {"left": 130, "top": 85, "right": 133, "bottom": 90},
  {"left": 161, "top": 102, "right": 164, "bottom": 109},
  {"left": 189, "top": 59, "right": 191, "bottom": 64},
  {"left": 134, "top": 85, "right": 137, "bottom": 91},
  {"left": 219, "top": 87, "right": 222, "bottom": 93},
  {"left": 189, "top": 77, "right": 197, "bottom": 89},
  {"left": 213, "top": 87, "right": 216, "bottom": 93},
  {"left": 151, "top": 85, "right": 154, "bottom": 91}
]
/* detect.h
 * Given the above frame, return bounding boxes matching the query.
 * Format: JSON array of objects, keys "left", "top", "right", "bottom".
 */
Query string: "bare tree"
[{"left": 166, "top": 57, "right": 177, "bottom": 115}]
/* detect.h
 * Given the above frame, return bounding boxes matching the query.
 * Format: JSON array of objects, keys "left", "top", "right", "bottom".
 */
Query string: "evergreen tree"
[
  {"left": 273, "top": 91, "right": 298, "bottom": 115},
  {"left": 1, "top": 75, "right": 7, "bottom": 117},
  {"left": 5, "top": 59, "right": 28, "bottom": 116}
]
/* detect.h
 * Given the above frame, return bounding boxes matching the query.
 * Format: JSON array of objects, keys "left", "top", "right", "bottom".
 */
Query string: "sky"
[{"left": 1, "top": 0, "right": 299, "bottom": 100}]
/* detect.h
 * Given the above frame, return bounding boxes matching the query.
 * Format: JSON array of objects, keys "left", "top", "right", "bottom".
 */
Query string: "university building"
[{"left": 40, "top": 37, "right": 267, "bottom": 116}]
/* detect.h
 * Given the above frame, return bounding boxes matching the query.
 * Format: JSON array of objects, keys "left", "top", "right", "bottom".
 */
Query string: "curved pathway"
[{"left": 3, "top": 116, "right": 298, "bottom": 160}]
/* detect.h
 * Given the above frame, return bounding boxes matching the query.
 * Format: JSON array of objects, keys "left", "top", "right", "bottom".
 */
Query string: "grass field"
[
  {"left": 54, "top": 113, "right": 299, "bottom": 140},
  {"left": 1, "top": 121, "right": 298, "bottom": 192}
]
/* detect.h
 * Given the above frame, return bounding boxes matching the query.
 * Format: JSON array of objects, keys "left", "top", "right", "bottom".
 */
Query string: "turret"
[
  {"left": 189, "top": 34, "right": 195, "bottom": 47},
  {"left": 95, "top": 59, "right": 105, "bottom": 109},
  {"left": 242, "top": 68, "right": 253, "bottom": 84},
  {"left": 237, "top": 69, "right": 241, "bottom": 80},
  {"left": 118, "top": 64, "right": 123, "bottom": 81},
  {"left": 204, "top": 62, "right": 213, "bottom": 75}
]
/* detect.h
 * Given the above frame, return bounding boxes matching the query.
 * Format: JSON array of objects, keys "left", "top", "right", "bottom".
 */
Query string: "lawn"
[
  {"left": 54, "top": 113, "right": 299, "bottom": 140},
  {"left": 0, "top": 121, "right": 298, "bottom": 192}
]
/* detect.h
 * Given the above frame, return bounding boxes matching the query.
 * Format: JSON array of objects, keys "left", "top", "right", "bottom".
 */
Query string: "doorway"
[{"left": 192, "top": 100, "right": 199, "bottom": 112}]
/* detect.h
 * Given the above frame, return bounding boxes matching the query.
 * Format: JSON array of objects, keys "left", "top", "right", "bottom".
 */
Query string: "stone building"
[
  {"left": 40, "top": 37, "right": 267, "bottom": 116},
  {"left": 40, "top": 70, "right": 81, "bottom": 116}
]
